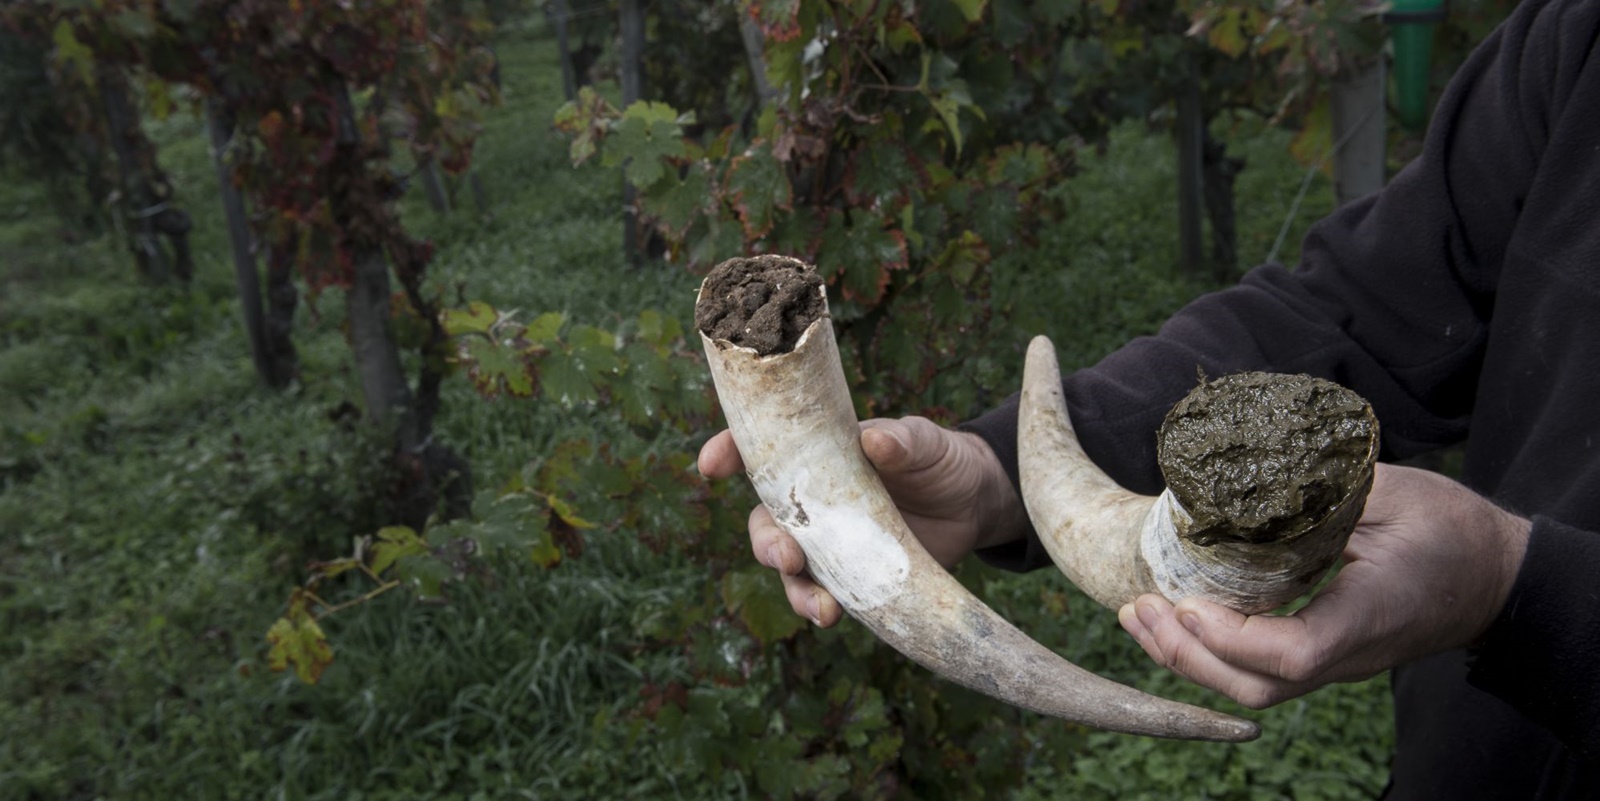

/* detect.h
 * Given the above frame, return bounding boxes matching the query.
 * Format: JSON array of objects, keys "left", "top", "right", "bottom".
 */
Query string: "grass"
[{"left": 0, "top": 20, "right": 1386, "bottom": 801}]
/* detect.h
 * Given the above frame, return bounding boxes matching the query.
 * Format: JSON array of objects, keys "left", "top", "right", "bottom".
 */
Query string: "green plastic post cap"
[{"left": 1388, "top": 0, "right": 1447, "bottom": 131}]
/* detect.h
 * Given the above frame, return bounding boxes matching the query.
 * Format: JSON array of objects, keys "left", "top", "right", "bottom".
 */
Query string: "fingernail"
[
  {"left": 1180, "top": 611, "right": 1202, "bottom": 636},
  {"left": 1119, "top": 603, "right": 1144, "bottom": 637},
  {"left": 765, "top": 545, "right": 781, "bottom": 570},
  {"left": 1136, "top": 600, "right": 1161, "bottom": 631},
  {"left": 807, "top": 592, "right": 821, "bottom": 625}
]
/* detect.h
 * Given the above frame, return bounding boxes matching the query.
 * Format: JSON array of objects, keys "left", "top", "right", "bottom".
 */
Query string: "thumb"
[{"left": 860, "top": 417, "right": 946, "bottom": 475}]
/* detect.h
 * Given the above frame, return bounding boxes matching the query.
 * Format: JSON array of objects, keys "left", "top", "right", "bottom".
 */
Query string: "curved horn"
[
  {"left": 699, "top": 257, "right": 1258, "bottom": 742},
  {"left": 1018, "top": 335, "right": 1376, "bottom": 614}
]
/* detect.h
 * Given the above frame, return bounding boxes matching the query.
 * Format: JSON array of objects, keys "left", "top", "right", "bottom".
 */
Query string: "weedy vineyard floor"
[{"left": 0, "top": 23, "right": 1391, "bottom": 801}]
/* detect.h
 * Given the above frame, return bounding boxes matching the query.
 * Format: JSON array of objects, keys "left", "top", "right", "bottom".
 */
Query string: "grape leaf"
[
  {"left": 441, "top": 301, "right": 497, "bottom": 337},
  {"left": 541, "top": 350, "right": 599, "bottom": 406},
  {"left": 266, "top": 590, "right": 333, "bottom": 684},
  {"left": 1290, "top": 97, "right": 1333, "bottom": 173},
  {"left": 725, "top": 145, "right": 791, "bottom": 239},
  {"left": 460, "top": 336, "right": 537, "bottom": 398},
  {"left": 950, "top": 0, "right": 988, "bottom": 23},
  {"left": 847, "top": 142, "right": 917, "bottom": 208},
  {"left": 643, "top": 162, "right": 711, "bottom": 236},
  {"left": 721, "top": 566, "right": 805, "bottom": 644},
  {"left": 370, "top": 526, "right": 427, "bottom": 575},
  {"left": 526, "top": 311, "right": 564, "bottom": 346},
  {"left": 603, "top": 102, "right": 689, "bottom": 189},
  {"left": 817, "top": 211, "right": 908, "bottom": 305}
]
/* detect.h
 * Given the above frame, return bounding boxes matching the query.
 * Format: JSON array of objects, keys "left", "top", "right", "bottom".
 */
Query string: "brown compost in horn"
[{"left": 697, "top": 256, "right": 1259, "bottom": 742}]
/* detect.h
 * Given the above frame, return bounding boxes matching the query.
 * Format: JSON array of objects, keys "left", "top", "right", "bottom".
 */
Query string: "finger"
[
  {"left": 697, "top": 429, "right": 744, "bottom": 479},
  {"left": 1121, "top": 595, "right": 1307, "bottom": 709},
  {"left": 782, "top": 572, "right": 844, "bottom": 627},
  {"left": 1171, "top": 597, "right": 1344, "bottom": 684},
  {"left": 749, "top": 505, "right": 804, "bottom": 575},
  {"left": 860, "top": 417, "right": 947, "bottom": 475}
]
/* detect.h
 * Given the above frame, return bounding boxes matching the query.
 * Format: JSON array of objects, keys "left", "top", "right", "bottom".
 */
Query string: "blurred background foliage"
[{"left": 1, "top": 0, "right": 1511, "bottom": 798}]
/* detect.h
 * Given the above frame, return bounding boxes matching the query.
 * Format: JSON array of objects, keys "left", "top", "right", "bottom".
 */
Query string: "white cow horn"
[
  {"left": 1018, "top": 335, "right": 1377, "bottom": 614},
  {"left": 698, "top": 257, "right": 1258, "bottom": 742}
]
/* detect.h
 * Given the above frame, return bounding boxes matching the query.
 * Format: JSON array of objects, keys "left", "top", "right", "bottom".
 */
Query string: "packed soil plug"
[
  {"left": 1018, "top": 336, "right": 1378, "bottom": 615},
  {"left": 697, "top": 257, "right": 1259, "bottom": 742}
]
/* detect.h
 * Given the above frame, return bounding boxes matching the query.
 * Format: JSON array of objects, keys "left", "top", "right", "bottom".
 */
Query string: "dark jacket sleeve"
[
  {"left": 962, "top": 0, "right": 1600, "bottom": 757},
  {"left": 1468, "top": 517, "right": 1600, "bottom": 758}
]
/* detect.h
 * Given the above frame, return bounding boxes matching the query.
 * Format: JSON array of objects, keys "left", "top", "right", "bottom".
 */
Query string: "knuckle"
[
  {"left": 1160, "top": 637, "right": 1192, "bottom": 673},
  {"left": 1233, "top": 683, "right": 1283, "bottom": 710},
  {"left": 1277, "top": 644, "right": 1326, "bottom": 683}
]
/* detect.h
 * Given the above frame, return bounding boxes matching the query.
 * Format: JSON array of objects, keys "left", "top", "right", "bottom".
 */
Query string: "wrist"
[
  {"left": 1451, "top": 484, "right": 1532, "bottom": 643},
  {"left": 1485, "top": 505, "right": 1532, "bottom": 635}
]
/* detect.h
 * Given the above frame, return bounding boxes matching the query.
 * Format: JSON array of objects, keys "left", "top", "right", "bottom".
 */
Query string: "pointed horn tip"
[
  {"left": 1212, "top": 718, "right": 1262, "bottom": 743},
  {"left": 1023, "top": 335, "right": 1062, "bottom": 385},
  {"left": 1026, "top": 334, "right": 1056, "bottom": 358}
]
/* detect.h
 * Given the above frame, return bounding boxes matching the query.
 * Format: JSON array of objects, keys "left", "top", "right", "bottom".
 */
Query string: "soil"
[
  {"left": 1157, "top": 371, "right": 1377, "bottom": 547},
  {"left": 695, "top": 255, "right": 826, "bottom": 355}
]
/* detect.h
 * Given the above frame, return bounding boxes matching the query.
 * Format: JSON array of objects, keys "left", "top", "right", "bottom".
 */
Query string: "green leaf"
[
  {"left": 848, "top": 142, "right": 918, "bottom": 207},
  {"left": 817, "top": 212, "right": 909, "bottom": 306},
  {"left": 724, "top": 144, "right": 791, "bottom": 239},
  {"left": 110, "top": 9, "right": 158, "bottom": 41},
  {"left": 370, "top": 526, "right": 427, "bottom": 575},
  {"left": 145, "top": 78, "right": 174, "bottom": 121},
  {"left": 542, "top": 350, "right": 599, "bottom": 406},
  {"left": 605, "top": 102, "right": 689, "bottom": 189},
  {"left": 528, "top": 526, "right": 562, "bottom": 568},
  {"left": 441, "top": 300, "right": 498, "bottom": 337},
  {"left": 526, "top": 311, "right": 565, "bottom": 345},
  {"left": 636, "top": 309, "right": 682, "bottom": 348},
  {"left": 928, "top": 93, "right": 966, "bottom": 156},
  {"left": 547, "top": 494, "right": 598, "bottom": 531},
  {"left": 1208, "top": 8, "right": 1250, "bottom": 58},
  {"left": 460, "top": 336, "right": 537, "bottom": 398},
  {"left": 51, "top": 21, "right": 94, "bottom": 79},
  {"left": 394, "top": 554, "right": 451, "bottom": 599},
  {"left": 884, "top": 14, "right": 923, "bottom": 53},
  {"left": 570, "top": 324, "right": 623, "bottom": 379},
  {"left": 266, "top": 591, "right": 333, "bottom": 684},
  {"left": 984, "top": 143, "right": 1053, "bottom": 188},
  {"left": 720, "top": 566, "right": 806, "bottom": 644},
  {"left": 307, "top": 557, "right": 361, "bottom": 580},
  {"left": 554, "top": 87, "right": 614, "bottom": 165},
  {"left": 643, "top": 162, "right": 711, "bottom": 236},
  {"left": 935, "top": 230, "right": 991, "bottom": 285},
  {"left": 1290, "top": 97, "right": 1334, "bottom": 173},
  {"left": 950, "top": 0, "right": 988, "bottom": 23}
]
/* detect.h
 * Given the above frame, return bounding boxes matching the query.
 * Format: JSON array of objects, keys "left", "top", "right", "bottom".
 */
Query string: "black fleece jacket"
[{"left": 962, "top": 1, "right": 1600, "bottom": 797}]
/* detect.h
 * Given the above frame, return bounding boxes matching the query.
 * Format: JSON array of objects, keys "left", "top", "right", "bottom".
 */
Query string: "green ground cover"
[{"left": 0, "top": 24, "right": 1389, "bottom": 801}]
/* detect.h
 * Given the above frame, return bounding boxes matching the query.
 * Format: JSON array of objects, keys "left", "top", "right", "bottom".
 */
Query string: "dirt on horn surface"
[
  {"left": 695, "top": 255, "right": 826, "bottom": 356},
  {"left": 1157, "top": 371, "right": 1378, "bottom": 548}
]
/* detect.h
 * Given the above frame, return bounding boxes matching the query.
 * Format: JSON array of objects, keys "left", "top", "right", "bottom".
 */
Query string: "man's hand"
[
  {"left": 697, "top": 416, "right": 1029, "bottom": 627},
  {"left": 1118, "top": 463, "right": 1532, "bottom": 708}
]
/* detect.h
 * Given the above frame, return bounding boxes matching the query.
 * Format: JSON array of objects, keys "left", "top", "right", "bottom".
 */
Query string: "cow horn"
[{"left": 698, "top": 258, "right": 1259, "bottom": 742}]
